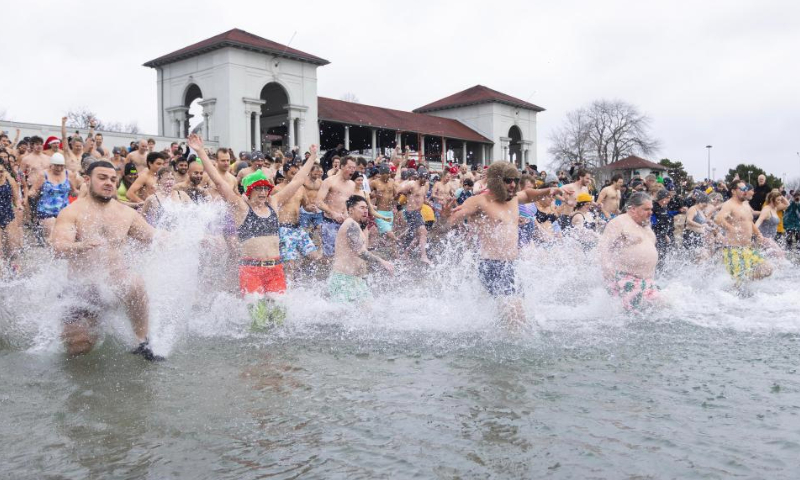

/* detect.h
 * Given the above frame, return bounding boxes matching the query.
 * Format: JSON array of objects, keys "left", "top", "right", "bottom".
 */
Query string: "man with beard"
[
  {"left": 173, "top": 156, "right": 190, "bottom": 185},
  {"left": 598, "top": 192, "right": 660, "bottom": 311},
  {"left": 51, "top": 161, "right": 164, "bottom": 360},
  {"left": 175, "top": 160, "right": 209, "bottom": 203},
  {"left": 597, "top": 174, "right": 624, "bottom": 219},
  {"left": 443, "top": 161, "right": 561, "bottom": 329},
  {"left": 329, "top": 195, "right": 394, "bottom": 303}
]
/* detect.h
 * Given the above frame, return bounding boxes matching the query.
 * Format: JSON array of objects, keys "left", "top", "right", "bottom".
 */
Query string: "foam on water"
[{"left": 1, "top": 201, "right": 799, "bottom": 358}]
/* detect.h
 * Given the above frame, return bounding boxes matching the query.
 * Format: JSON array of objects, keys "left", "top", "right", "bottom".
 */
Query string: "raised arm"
[
  {"left": 445, "top": 194, "right": 481, "bottom": 228},
  {"left": 187, "top": 134, "right": 242, "bottom": 207},
  {"left": 61, "top": 117, "right": 68, "bottom": 149},
  {"left": 272, "top": 145, "right": 317, "bottom": 207},
  {"left": 519, "top": 186, "right": 561, "bottom": 204}
]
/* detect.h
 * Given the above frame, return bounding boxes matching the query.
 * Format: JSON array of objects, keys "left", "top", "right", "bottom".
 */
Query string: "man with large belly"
[{"left": 598, "top": 191, "right": 660, "bottom": 311}]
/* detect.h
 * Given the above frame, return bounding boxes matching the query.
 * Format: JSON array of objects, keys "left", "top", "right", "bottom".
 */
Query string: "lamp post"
[
  {"left": 712, "top": 167, "right": 716, "bottom": 180},
  {"left": 747, "top": 170, "right": 753, "bottom": 184},
  {"left": 705, "top": 145, "right": 712, "bottom": 180}
]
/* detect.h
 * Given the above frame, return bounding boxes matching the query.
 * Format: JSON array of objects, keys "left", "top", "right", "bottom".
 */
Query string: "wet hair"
[
  {"left": 486, "top": 161, "right": 520, "bottom": 202},
  {"left": 611, "top": 174, "right": 623, "bottom": 183},
  {"left": 729, "top": 179, "right": 745, "bottom": 191},
  {"left": 626, "top": 191, "right": 652, "bottom": 209},
  {"left": 216, "top": 148, "right": 231, "bottom": 158},
  {"left": 174, "top": 156, "right": 189, "bottom": 165},
  {"left": 86, "top": 160, "right": 115, "bottom": 176},
  {"left": 346, "top": 194, "right": 366, "bottom": 210},
  {"left": 147, "top": 151, "right": 167, "bottom": 166},
  {"left": 156, "top": 166, "right": 174, "bottom": 180}
]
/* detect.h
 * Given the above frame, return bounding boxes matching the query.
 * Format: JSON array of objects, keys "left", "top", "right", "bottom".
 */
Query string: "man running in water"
[
  {"left": 316, "top": 156, "right": 357, "bottom": 257},
  {"left": 188, "top": 134, "right": 317, "bottom": 299},
  {"left": 272, "top": 162, "right": 322, "bottom": 280},
  {"left": 715, "top": 179, "right": 773, "bottom": 282},
  {"left": 598, "top": 192, "right": 660, "bottom": 311},
  {"left": 369, "top": 163, "right": 399, "bottom": 242},
  {"left": 300, "top": 165, "right": 324, "bottom": 233},
  {"left": 397, "top": 168, "right": 433, "bottom": 264},
  {"left": 126, "top": 152, "right": 167, "bottom": 202},
  {"left": 51, "top": 161, "right": 163, "bottom": 360},
  {"left": 444, "top": 161, "right": 561, "bottom": 328},
  {"left": 328, "top": 195, "right": 394, "bottom": 303}
]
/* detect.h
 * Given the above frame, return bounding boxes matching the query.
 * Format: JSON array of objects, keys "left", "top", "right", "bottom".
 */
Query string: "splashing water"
[{"left": 2, "top": 202, "right": 800, "bottom": 478}]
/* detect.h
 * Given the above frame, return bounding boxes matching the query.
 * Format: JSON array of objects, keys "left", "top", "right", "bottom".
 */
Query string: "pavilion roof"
[
  {"left": 599, "top": 155, "right": 667, "bottom": 171},
  {"left": 144, "top": 28, "right": 329, "bottom": 68},
  {"left": 318, "top": 97, "right": 492, "bottom": 143},
  {"left": 414, "top": 85, "right": 545, "bottom": 113}
]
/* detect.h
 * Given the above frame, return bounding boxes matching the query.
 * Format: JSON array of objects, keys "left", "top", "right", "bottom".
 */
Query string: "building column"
[
  {"left": 419, "top": 135, "right": 425, "bottom": 156},
  {"left": 395, "top": 131, "right": 402, "bottom": 148},
  {"left": 344, "top": 125, "right": 350, "bottom": 151},
  {"left": 442, "top": 138, "right": 447, "bottom": 163},
  {"left": 296, "top": 118, "right": 304, "bottom": 151},
  {"left": 371, "top": 128, "right": 377, "bottom": 157},
  {"left": 199, "top": 98, "right": 216, "bottom": 142},
  {"left": 253, "top": 113, "right": 262, "bottom": 152},
  {"left": 287, "top": 112, "right": 295, "bottom": 149},
  {"left": 462, "top": 141, "right": 468, "bottom": 164},
  {"left": 244, "top": 111, "right": 252, "bottom": 151}
]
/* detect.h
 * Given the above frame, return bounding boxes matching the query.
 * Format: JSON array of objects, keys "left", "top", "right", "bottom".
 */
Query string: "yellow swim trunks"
[{"left": 721, "top": 246, "right": 764, "bottom": 280}]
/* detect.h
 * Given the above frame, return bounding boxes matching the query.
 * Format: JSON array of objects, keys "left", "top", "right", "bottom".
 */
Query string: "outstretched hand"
[{"left": 187, "top": 134, "right": 204, "bottom": 152}]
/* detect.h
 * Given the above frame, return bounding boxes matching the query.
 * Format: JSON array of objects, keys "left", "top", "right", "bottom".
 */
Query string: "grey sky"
[{"left": 3, "top": 0, "right": 799, "bottom": 182}]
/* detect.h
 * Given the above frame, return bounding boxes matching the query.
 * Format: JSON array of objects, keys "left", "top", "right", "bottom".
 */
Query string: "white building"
[{"left": 145, "top": 28, "right": 545, "bottom": 168}]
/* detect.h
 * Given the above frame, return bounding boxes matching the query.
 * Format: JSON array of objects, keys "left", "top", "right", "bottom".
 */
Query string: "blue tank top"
[{"left": 37, "top": 172, "right": 71, "bottom": 217}]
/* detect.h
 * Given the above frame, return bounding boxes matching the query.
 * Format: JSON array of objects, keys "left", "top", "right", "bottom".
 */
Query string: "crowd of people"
[{"left": 0, "top": 123, "right": 796, "bottom": 360}]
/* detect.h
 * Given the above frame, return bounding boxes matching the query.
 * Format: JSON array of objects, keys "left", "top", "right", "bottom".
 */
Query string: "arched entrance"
[
  {"left": 259, "top": 83, "right": 289, "bottom": 152},
  {"left": 185, "top": 84, "right": 203, "bottom": 137},
  {"left": 508, "top": 125, "right": 522, "bottom": 167}
]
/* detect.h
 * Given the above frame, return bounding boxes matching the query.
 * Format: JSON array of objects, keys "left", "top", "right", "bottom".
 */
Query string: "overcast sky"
[{"left": 2, "top": 0, "right": 799, "bottom": 181}]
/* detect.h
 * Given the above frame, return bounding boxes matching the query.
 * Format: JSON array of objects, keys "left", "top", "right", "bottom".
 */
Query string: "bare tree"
[
  {"left": 548, "top": 99, "right": 660, "bottom": 171},
  {"left": 65, "top": 107, "right": 140, "bottom": 134},
  {"left": 340, "top": 92, "right": 360, "bottom": 103}
]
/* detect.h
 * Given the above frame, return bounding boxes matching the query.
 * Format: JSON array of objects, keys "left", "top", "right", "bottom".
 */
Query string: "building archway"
[
  {"left": 184, "top": 83, "right": 204, "bottom": 137},
  {"left": 508, "top": 125, "right": 522, "bottom": 167},
  {"left": 259, "top": 82, "right": 290, "bottom": 152}
]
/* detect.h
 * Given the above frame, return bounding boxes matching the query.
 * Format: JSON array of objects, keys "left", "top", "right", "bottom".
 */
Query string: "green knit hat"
[{"left": 241, "top": 170, "right": 274, "bottom": 197}]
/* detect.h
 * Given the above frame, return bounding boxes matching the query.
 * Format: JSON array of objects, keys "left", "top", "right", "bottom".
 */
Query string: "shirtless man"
[
  {"left": 20, "top": 136, "right": 50, "bottom": 182},
  {"left": 328, "top": 195, "right": 394, "bottom": 303},
  {"left": 93, "top": 132, "right": 110, "bottom": 159},
  {"left": 272, "top": 163, "right": 322, "bottom": 278},
  {"left": 397, "top": 169, "right": 433, "bottom": 264},
  {"left": 714, "top": 179, "right": 773, "bottom": 282},
  {"left": 369, "top": 163, "right": 399, "bottom": 240},
  {"left": 127, "top": 140, "right": 149, "bottom": 172},
  {"left": 51, "top": 160, "right": 163, "bottom": 360},
  {"left": 236, "top": 153, "right": 265, "bottom": 187},
  {"left": 172, "top": 156, "right": 190, "bottom": 185},
  {"left": 60, "top": 117, "right": 84, "bottom": 172},
  {"left": 126, "top": 152, "right": 167, "bottom": 203},
  {"left": 175, "top": 161, "right": 209, "bottom": 203},
  {"left": 597, "top": 174, "right": 624, "bottom": 219},
  {"left": 299, "top": 165, "right": 324, "bottom": 232},
  {"left": 444, "top": 161, "right": 561, "bottom": 328},
  {"left": 598, "top": 192, "right": 660, "bottom": 311},
  {"left": 560, "top": 168, "right": 592, "bottom": 215},
  {"left": 205, "top": 148, "right": 237, "bottom": 198},
  {"left": 431, "top": 170, "right": 455, "bottom": 217},
  {"left": 316, "top": 156, "right": 357, "bottom": 257}
]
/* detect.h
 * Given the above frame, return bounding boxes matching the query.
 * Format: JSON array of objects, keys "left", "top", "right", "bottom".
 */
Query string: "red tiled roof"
[
  {"left": 414, "top": 85, "right": 545, "bottom": 113},
  {"left": 318, "top": 97, "right": 492, "bottom": 143},
  {"left": 600, "top": 155, "right": 667, "bottom": 170},
  {"left": 144, "top": 28, "right": 329, "bottom": 67}
]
